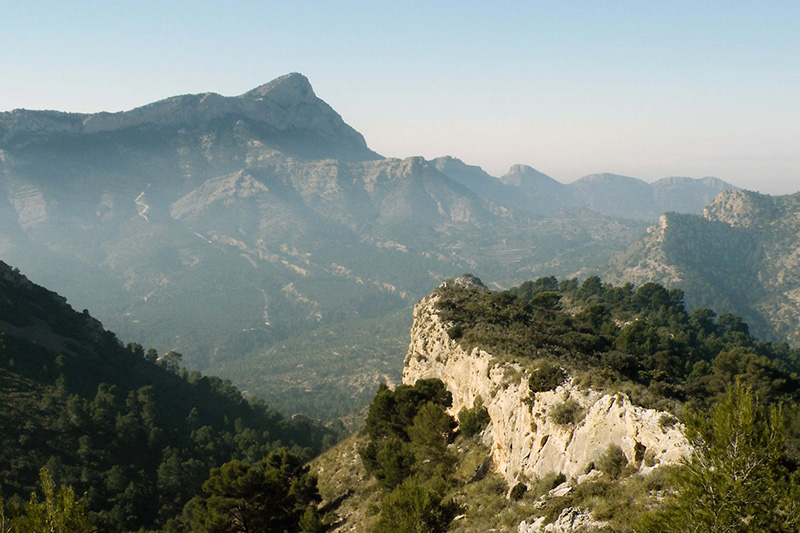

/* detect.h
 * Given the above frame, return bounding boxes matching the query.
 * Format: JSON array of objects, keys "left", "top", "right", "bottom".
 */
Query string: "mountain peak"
[
  {"left": 240, "top": 73, "right": 315, "bottom": 103},
  {"left": 500, "top": 164, "right": 558, "bottom": 187}
]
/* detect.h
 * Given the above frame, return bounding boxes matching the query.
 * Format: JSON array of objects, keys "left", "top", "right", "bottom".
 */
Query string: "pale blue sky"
[{"left": 2, "top": 1, "right": 799, "bottom": 193}]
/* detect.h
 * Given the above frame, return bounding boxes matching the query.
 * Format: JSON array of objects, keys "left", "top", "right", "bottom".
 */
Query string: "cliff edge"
[{"left": 402, "top": 289, "right": 690, "bottom": 487}]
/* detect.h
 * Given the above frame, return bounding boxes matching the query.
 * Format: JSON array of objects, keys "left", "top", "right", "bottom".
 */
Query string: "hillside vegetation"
[
  {"left": 609, "top": 189, "right": 800, "bottom": 347},
  {"left": 0, "top": 261, "right": 337, "bottom": 532},
  {"left": 313, "top": 275, "right": 800, "bottom": 531},
  {"left": 436, "top": 275, "right": 800, "bottom": 412}
]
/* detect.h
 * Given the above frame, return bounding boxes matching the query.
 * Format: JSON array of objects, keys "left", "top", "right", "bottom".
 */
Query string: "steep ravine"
[{"left": 402, "top": 292, "right": 691, "bottom": 486}]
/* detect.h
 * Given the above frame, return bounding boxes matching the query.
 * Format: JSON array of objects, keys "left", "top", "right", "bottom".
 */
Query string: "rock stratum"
[{"left": 402, "top": 289, "right": 690, "bottom": 487}]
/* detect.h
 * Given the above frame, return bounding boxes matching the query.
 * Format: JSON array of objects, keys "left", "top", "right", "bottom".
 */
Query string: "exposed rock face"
[
  {"left": 608, "top": 214, "right": 684, "bottom": 289},
  {"left": 519, "top": 507, "right": 603, "bottom": 533},
  {"left": 439, "top": 273, "right": 488, "bottom": 290},
  {"left": 402, "top": 293, "right": 690, "bottom": 486}
]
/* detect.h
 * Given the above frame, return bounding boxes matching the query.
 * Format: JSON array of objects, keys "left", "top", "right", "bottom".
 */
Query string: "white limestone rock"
[
  {"left": 519, "top": 507, "right": 604, "bottom": 533},
  {"left": 402, "top": 293, "right": 691, "bottom": 488}
]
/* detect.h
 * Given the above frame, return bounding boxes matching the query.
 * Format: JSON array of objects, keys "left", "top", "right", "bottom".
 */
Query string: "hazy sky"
[{"left": 3, "top": 1, "right": 798, "bottom": 194}]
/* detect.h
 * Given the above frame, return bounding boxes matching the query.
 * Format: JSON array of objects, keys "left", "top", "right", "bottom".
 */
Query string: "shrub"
[
  {"left": 530, "top": 472, "right": 567, "bottom": 498},
  {"left": 509, "top": 482, "right": 527, "bottom": 500},
  {"left": 528, "top": 359, "right": 567, "bottom": 395},
  {"left": 596, "top": 444, "right": 628, "bottom": 479},
  {"left": 373, "top": 476, "right": 461, "bottom": 533},
  {"left": 658, "top": 413, "right": 678, "bottom": 431},
  {"left": 549, "top": 398, "right": 584, "bottom": 426},
  {"left": 458, "top": 396, "right": 491, "bottom": 438}
]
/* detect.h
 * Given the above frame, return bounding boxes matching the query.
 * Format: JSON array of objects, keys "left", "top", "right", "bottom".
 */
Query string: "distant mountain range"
[
  {"left": 0, "top": 72, "right": 741, "bottom": 417},
  {"left": 433, "top": 156, "right": 734, "bottom": 219}
]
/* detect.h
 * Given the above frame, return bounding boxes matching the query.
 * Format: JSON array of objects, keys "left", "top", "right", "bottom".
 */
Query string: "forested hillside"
[
  {"left": 315, "top": 275, "right": 800, "bottom": 532},
  {"left": 0, "top": 261, "right": 336, "bottom": 532},
  {"left": 437, "top": 275, "right": 800, "bottom": 410},
  {"left": 608, "top": 189, "right": 800, "bottom": 346}
]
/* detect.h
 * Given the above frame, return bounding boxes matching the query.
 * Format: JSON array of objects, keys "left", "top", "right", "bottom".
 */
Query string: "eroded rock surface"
[{"left": 402, "top": 292, "right": 691, "bottom": 486}]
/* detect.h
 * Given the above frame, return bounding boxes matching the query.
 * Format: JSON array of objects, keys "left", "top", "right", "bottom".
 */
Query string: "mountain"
[
  {"left": 0, "top": 73, "right": 378, "bottom": 163},
  {"left": 607, "top": 188, "right": 800, "bottom": 345},
  {"left": 499, "top": 164, "right": 574, "bottom": 213},
  {"left": 652, "top": 176, "right": 733, "bottom": 213},
  {"left": 429, "top": 158, "right": 572, "bottom": 214},
  {"left": 0, "top": 74, "right": 658, "bottom": 418},
  {"left": 0, "top": 73, "right": 744, "bottom": 421},
  {"left": 570, "top": 173, "right": 657, "bottom": 218},
  {"left": 0, "top": 260, "right": 335, "bottom": 532}
]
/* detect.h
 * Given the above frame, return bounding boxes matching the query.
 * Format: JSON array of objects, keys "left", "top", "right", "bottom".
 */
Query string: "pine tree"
[
  {"left": 2, "top": 468, "right": 94, "bottom": 533},
  {"left": 642, "top": 380, "right": 800, "bottom": 532}
]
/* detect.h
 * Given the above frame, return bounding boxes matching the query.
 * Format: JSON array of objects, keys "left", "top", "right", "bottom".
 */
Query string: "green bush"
[
  {"left": 458, "top": 396, "right": 491, "bottom": 438},
  {"left": 528, "top": 359, "right": 567, "bottom": 395},
  {"left": 596, "top": 444, "right": 628, "bottom": 479},
  {"left": 0, "top": 468, "right": 94, "bottom": 533},
  {"left": 509, "top": 482, "right": 527, "bottom": 501},
  {"left": 360, "top": 379, "right": 456, "bottom": 490},
  {"left": 640, "top": 382, "right": 800, "bottom": 532},
  {"left": 658, "top": 413, "right": 678, "bottom": 430},
  {"left": 549, "top": 398, "right": 584, "bottom": 426},
  {"left": 373, "top": 476, "right": 461, "bottom": 533},
  {"left": 530, "top": 472, "right": 567, "bottom": 498}
]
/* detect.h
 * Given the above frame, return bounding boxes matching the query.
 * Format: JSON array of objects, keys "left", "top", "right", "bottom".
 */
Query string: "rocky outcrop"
[
  {"left": 519, "top": 507, "right": 604, "bottom": 533},
  {"left": 402, "top": 291, "right": 690, "bottom": 487}
]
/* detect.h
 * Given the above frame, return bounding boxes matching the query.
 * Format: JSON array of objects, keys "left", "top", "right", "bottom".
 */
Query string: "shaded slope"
[{"left": 0, "top": 261, "right": 335, "bottom": 532}]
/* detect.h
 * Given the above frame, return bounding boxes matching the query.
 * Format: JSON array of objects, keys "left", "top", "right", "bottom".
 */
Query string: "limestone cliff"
[{"left": 402, "top": 290, "right": 690, "bottom": 487}]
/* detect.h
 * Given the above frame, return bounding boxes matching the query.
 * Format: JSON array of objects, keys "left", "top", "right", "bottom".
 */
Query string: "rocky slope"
[
  {"left": 401, "top": 288, "right": 690, "bottom": 487},
  {"left": 608, "top": 188, "right": 800, "bottom": 345}
]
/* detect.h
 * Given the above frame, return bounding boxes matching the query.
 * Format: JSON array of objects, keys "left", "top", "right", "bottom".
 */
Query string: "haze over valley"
[{"left": 0, "top": 73, "right": 744, "bottom": 418}]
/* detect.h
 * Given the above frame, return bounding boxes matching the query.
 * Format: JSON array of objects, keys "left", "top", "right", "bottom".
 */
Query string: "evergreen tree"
[
  {"left": 373, "top": 477, "right": 461, "bottom": 533},
  {"left": 1, "top": 468, "right": 94, "bottom": 533},
  {"left": 187, "top": 448, "right": 321, "bottom": 533},
  {"left": 642, "top": 381, "right": 800, "bottom": 532}
]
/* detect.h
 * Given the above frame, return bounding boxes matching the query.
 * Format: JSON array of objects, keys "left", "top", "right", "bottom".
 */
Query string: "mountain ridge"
[
  {"left": 607, "top": 188, "right": 800, "bottom": 345},
  {"left": 435, "top": 158, "right": 737, "bottom": 219},
  {"left": 1, "top": 72, "right": 378, "bottom": 163},
  {"left": 0, "top": 73, "right": 748, "bottom": 419}
]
